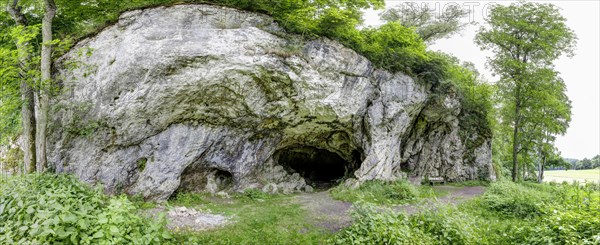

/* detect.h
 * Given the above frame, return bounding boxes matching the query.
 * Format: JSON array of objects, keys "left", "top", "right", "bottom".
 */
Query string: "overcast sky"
[{"left": 363, "top": 1, "right": 600, "bottom": 159}]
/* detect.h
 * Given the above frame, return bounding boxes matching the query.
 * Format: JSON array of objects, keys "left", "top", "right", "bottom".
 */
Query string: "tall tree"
[
  {"left": 476, "top": 2, "right": 576, "bottom": 181},
  {"left": 530, "top": 75, "right": 570, "bottom": 182},
  {"left": 6, "top": 0, "right": 36, "bottom": 173},
  {"left": 381, "top": 3, "right": 470, "bottom": 42},
  {"left": 37, "top": 0, "right": 56, "bottom": 172}
]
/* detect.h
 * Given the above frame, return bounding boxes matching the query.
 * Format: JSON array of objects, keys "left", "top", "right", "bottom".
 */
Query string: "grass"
[
  {"left": 332, "top": 181, "right": 600, "bottom": 244},
  {"left": 544, "top": 168, "right": 600, "bottom": 183},
  {"left": 5, "top": 174, "right": 599, "bottom": 244},
  {"left": 447, "top": 180, "right": 491, "bottom": 187},
  {"left": 329, "top": 180, "right": 451, "bottom": 205},
  {"left": 166, "top": 191, "right": 331, "bottom": 244}
]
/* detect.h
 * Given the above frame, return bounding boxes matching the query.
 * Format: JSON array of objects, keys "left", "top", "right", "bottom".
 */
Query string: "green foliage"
[
  {"left": 0, "top": 146, "right": 23, "bottom": 172},
  {"left": 170, "top": 192, "right": 207, "bottom": 207},
  {"left": 136, "top": 158, "right": 147, "bottom": 172},
  {"left": 331, "top": 204, "right": 480, "bottom": 245},
  {"left": 574, "top": 155, "right": 600, "bottom": 170},
  {"left": 170, "top": 191, "right": 329, "bottom": 244},
  {"left": 334, "top": 181, "right": 600, "bottom": 244},
  {"left": 483, "top": 182, "right": 600, "bottom": 244},
  {"left": 409, "top": 208, "right": 479, "bottom": 244},
  {"left": 481, "top": 181, "right": 551, "bottom": 217},
  {"left": 238, "top": 188, "right": 270, "bottom": 200},
  {"left": 381, "top": 3, "right": 470, "bottom": 42},
  {"left": 476, "top": 1, "right": 577, "bottom": 181},
  {"left": 330, "top": 180, "right": 424, "bottom": 205},
  {"left": 330, "top": 204, "right": 434, "bottom": 244},
  {"left": 358, "top": 22, "right": 427, "bottom": 73},
  {"left": 0, "top": 174, "right": 171, "bottom": 244},
  {"left": 0, "top": 24, "right": 41, "bottom": 144},
  {"left": 447, "top": 180, "right": 490, "bottom": 187}
]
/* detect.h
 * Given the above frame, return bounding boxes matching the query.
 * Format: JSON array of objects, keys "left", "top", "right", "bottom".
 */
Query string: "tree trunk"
[
  {"left": 512, "top": 110, "right": 520, "bottom": 182},
  {"left": 538, "top": 153, "right": 546, "bottom": 183},
  {"left": 7, "top": 0, "right": 36, "bottom": 173},
  {"left": 21, "top": 82, "right": 36, "bottom": 173},
  {"left": 522, "top": 162, "right": 525, "bottom": 180},
  {"left": 37, "top": 0, "right": 56, "bottom": 172}
]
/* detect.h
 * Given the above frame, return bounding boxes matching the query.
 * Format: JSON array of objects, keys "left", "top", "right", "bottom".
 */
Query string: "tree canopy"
[
  {"left": 476, "top": 1, "right": 576, "bottom": 181},
  {"left": 381, "top": 3, "right": 470, "bottom": 42}
]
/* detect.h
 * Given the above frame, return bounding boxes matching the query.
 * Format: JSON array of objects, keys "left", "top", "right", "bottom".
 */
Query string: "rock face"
[{"left": 49, "top": 5, "right": 494, "bottom": 200}]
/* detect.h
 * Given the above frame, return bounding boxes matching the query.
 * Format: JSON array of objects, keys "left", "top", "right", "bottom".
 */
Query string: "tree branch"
[{"left": 6, "top": 0, "right": 27, "bottom": 26}]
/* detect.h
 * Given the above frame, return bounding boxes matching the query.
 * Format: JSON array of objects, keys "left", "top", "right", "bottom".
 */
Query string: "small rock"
[
  {"left": 304, "top": 185, "right": 314, "bottom": 192},
  {"left": 165, "top": 206, "right": 232, "bottom": 231},
  {"left": 215, "top": 191, "right": 230, "bottom": 198},
  {"left": 343, "top": 178, "right": 360, "bottom": 189},
  {"left": 262, "top": 183, "right": 278, "bottom": 194}
]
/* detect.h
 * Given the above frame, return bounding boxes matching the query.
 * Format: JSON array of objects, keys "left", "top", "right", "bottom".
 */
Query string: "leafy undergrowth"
[
  {"left": 329, "top": 180, "right": 450, "bottom": 205},
  {"left": 332, "top": 181, "right": 600, "bottom": 244},
  {"left": 167, "top": 189, "right": 331, "bottom": 244},
  {"left": 0, "top": 174, "right": 171, "bottom": 244},
  {"left": 3, "top": 175, "right": 599, "bottom": 244}
]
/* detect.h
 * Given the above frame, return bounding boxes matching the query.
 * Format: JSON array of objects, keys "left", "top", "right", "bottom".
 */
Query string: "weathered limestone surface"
[{"left": 48, "top": 5, "right": 494, "bottom": 200}]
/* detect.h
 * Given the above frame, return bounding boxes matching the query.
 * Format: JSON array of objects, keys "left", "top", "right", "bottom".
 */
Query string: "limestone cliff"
[{"left": 49, "top": 4, "right": 494, "bottom": 200}]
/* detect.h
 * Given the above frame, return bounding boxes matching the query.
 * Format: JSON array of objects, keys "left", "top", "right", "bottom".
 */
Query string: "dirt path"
[
  {"left": 294, "top": 186, "right": 486, "bottom": 232},
  {"left": 294, "top": 191, "right": 353, "bottom": 232}
]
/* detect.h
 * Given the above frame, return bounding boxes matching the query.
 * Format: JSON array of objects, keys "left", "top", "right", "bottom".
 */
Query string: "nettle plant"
[{"left": 0, "top": 174, "right": 172, "bottom": 244}]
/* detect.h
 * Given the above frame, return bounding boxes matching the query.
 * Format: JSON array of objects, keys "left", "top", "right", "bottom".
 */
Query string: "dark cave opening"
[
  {"left": 213, "top": 169, "right": 233, "bottom": 189},
  {"left": 276, "top": 146, "right": 359, "bottom": 189}
]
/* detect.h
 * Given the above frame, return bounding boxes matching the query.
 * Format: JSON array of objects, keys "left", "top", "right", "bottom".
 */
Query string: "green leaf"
[
  {"left": 98, "top": 217, "right": 108, "bottom": 224},
  {"left": 162, "top": 232, "right": 173, "bottom": 239},
  {"left": 109, "top": 225, "right": 119, "bottom": 234},
  {"left": 92, "top": 230, "right": 104, "bottom": 239},
  {"left": 77, "top": 219, "right": 89, "bottom": 230}
]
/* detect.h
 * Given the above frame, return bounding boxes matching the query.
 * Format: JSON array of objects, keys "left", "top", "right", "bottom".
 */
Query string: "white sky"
[{"left": 363, "top": 1, "right": 600, "bottom": 159}]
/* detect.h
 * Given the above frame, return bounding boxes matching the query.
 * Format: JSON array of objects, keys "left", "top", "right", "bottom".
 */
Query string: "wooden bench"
[{"left": 428, "top": 177, "right": 446, "bottom": 186}]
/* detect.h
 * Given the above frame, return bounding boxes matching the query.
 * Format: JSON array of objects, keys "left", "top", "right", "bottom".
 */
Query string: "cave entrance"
[
  {"left": 275, "top": 146, "right": 358, "bottom": 190},
  {"left": 176, "top": 165, "right": 234, "bottom": 195}
]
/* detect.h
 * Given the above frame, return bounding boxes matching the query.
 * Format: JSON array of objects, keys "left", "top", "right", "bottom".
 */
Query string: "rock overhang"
[{"left": 48, "top": 4, "right": 494, "bottom": 200}]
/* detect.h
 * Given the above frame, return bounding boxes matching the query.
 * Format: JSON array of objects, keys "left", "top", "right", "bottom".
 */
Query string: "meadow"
[{"left": 544, "top": 168, "right": 600, "bottom": 183}]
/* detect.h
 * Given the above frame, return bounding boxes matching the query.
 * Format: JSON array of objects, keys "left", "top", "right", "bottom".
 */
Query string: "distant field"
[{"left": 544, "top": 168, "right": 600, "bottom": 183}]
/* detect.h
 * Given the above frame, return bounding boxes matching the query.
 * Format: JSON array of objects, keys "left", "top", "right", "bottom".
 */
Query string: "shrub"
[
  {"left": 335, "top": 182, "right": 600, "bottom": 245},
  {"left": 481, "top": 181, "right": 551, "bottom": 217},
  {"left": 542, "top": 207, "right": 600, "bottom": 244},
  {"left": 0, "top": 174, "right": 171, "bottom": 244},
  {"left": 409, "top": 208, "right": 478, "bottom": 245},
  {"left": 329, "top": 203, "right": 434, "bottom": 245},
  {"left": 239, "top": 188, "right": 270, "bottom": 200},
  {"left": 332, "top": 204, "right": 481, "bottom": 245},
  {"left": 358, "top": 22, "right": 428, "bottom": 74}
]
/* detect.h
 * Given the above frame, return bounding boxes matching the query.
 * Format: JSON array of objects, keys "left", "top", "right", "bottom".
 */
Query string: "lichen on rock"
[{"left": 48, "top": 4, "right": 493, "bottom": 200}]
